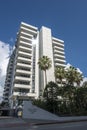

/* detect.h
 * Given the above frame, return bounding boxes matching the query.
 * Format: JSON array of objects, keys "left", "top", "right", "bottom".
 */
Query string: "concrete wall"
[
  {"left": 39, "top": 27, "right": 55, "bottom": 90},
  {"left": 22, "top": 101, "right": 59, "bottom": 120},
  {"left": 34, "top": 32, "right": 39, "bottom": 98}
]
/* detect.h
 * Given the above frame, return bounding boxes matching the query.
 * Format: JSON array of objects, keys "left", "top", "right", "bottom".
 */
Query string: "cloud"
[{"left": 0, "top": 41, "right": 11, "bottom": 99}]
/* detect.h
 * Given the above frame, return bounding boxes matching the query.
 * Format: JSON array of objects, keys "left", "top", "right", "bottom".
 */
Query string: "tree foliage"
[
  {"left": 55, "top": 66, "right": 65, "bottom": 86},
  {"left": 43, "top": 81, "right": 58, "bottom": 101},
  {"left": 65, "top": 66, "right": 83, "bottom": 86},
  {"left": 34, "top": 64, "right": 86, "bottom": 116},
  {"left": 38, "top": 55, "right": 52, "bottom": 85}
]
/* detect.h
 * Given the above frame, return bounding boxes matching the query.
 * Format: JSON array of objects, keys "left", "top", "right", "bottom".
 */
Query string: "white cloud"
[{"left": 0, "top": 41, "right": 11, "bottom": 99}]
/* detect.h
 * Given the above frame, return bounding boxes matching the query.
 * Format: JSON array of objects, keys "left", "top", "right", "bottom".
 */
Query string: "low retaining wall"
[{"left": 22, "top": 101, "right": 59, "bottom": 120}]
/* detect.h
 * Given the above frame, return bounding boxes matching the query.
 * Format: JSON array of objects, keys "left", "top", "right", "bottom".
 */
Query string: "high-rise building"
[
  {"left": 3, "top": 50, "right": 15, "bottom": 104},
  {"left": 3, "top": 22, "right": 66, "bottom": 107}
]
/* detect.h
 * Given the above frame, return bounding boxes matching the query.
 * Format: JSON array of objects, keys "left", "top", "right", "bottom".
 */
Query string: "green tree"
[
  {"left": 55, "top": 66, "right": 65, "bottom": 86},
  {"left": 74, "top": 86, "right": 87, "bottom": 114},
  {"left": 38, "top": 56, "right": 52, "bottom": 85},
  {"left": 65, "top": 66, "right": 83, "bottom": 86},
  {"left": 75, "top": 72, "right": 83, "bottom": 86},
  {"left": 43, "top": 81, "right": 59, "bottom": 113},
  {"left": 43, "top": 81, "right": 58, "bottom": 101}
]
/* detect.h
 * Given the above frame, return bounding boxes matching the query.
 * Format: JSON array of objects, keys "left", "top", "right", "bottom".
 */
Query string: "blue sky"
[{"left": 0, "top": 0, "right": 87, "bottom": 77}]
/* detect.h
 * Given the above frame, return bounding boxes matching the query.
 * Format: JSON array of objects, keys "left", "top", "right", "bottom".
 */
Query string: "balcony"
[
  {"left": 17, "top": 56, "right": 31, "bottom": 63},
  {"left": 18, "top": 51, "right": 32, "bottom": 58},
  {"left": 14, "top": 84, "right": 31, "bottom": 89},
  {"left": 3, "top": 90, "right": 9, "bottom": 95},
  {"left": 13, "top": 92, "right": 27, "bottom": 96},
  {"left": 4, "top": 94, "right": 9, "bottom": 98},
  {"left": 4, "top": 86, "right": 10, "bottom": 89},
  {"left": 21, "top": 22, "right": 38, "bottom": 31},
  {"left": 16, "top": 69, "right": 32, "bottom": 74},
  {"left": 20, "top": 40, "right": 32, "bottom": 48},
  {"left": 20, "top": 36, "right": 32, "bottom": 43},
  {"left": 18, "top": 45, "right": 32, "bottom": 52},
  {"left": 53, "top": 46, "right": 64, "bottom": 51},
  {"left": 12, "top": 92, "right": 36, "bottom": 98},
  {"left": 3, "top": 99, "right": 8, "bottom": 102},
  {"left": 52, "top": 37, "right": 64, "bottom": 43},
  {"left": 20, "top": 26, "right": 37, "bottom": 36},
  {"left": 20, "top": 31, "right": 33, "bottom": 38},
  {"left": 15, "top": 76, "right": 31, "bottom": 81},
  {"left": 17, "top": 63, "right": 31, "bottom": 68},
  {"left": 54, "top": 58, "right": 66, "bottom": 63},
  {"left": 54, "top": 49, "right": 65, "bottom": 55},
  {"left": 55, "top": 63, "right": 66, "bottom": 67},
  {"left": 54, "top": 54, "right": 65, "bottom": 59},
  {"left": 53, "top": 41, "right": 64, "bottom": 47},
  {"left": 8, "top": 65, "right": 13, "bottom": 69}
]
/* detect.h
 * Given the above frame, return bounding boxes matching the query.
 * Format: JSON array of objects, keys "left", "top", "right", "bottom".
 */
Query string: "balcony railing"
[
  {"left": 15, "top": 76, "right": 31, "bottom": 81},
  {"left": 17, "top": 56, "right": 31, "bottom": 63},
  {"left": 16, "top": 69, "right": 32, "bottom": 74},
  {"left": 55, "top": 63, "right": 66, "bottom": 67},
  {"left": 17, "top": 62, "right": 31, "bottom": 68},
  {"left": 14, "top": 84, "right": 31, "bottom": 89}
]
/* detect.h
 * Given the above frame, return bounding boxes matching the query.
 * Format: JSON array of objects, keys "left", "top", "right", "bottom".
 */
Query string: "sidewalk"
[
  {"left": 0, "top": 117, "right": 28, "bottom": 128},
  {"left": 0, "top": 116, "right": 87, "bottom": 128}
]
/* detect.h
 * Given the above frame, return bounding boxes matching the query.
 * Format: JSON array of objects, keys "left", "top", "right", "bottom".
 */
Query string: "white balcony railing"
[
  {"left": 20, "top": 36, "right": 32, "bottom": 42},
  {"left": 54, "top": 50, "right": 65, "bottom": 55},
  {"left": 19, "top": 45, "right": 32, "bottom": 52},
  {"left": 14, "top": 84, "right": 31, "bottom": 89},
  {"left": 20, "top": 40, "right": 32, "bottom": 47},
  {"left": 16, "top": 69, "right": 32, "bottom": 74},
  {"left": 17, "top": 56, "right": 31, "bottom": 63},
  {"left": 54, "top": 58, "right": 66, "bottom": 63},
  {"left": 53, "top": 41, "right": 64, "bottom": 47},
  {"left": 20, "top": 31, "right": 33, "bottom": 38},
  {"left": 54, "top": 54, "right": 65, "bottom": 59},
  {"left": 20, "top": 26, "right": 37, "bottom": 35},
  {"left": 15, "top": 76, "right": 31, "bottom": 81},
  {"left": 55, "top": 63, "right": 66, "bottom": 67},
  {"left": 13, "top": 92, "right": 36, "bottom": 98},
  {"left": 53, "top": 46, "right": 64, "bottom": 51},
  {"left": 18, "top": 51, "right": 32, "bottom": 57},
  {"left": 17, "top": 63, "right": 31, "bottom": 68}
]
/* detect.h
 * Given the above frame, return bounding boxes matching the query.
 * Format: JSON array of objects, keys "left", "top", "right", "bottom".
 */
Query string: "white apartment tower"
[{"left": 3, "top": 22, "right": 66, "bottom": 107}]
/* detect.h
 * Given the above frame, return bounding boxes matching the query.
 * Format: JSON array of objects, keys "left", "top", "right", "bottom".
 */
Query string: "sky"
[{"left": 0, "top": 0, "right": 87, "bottom": 99}]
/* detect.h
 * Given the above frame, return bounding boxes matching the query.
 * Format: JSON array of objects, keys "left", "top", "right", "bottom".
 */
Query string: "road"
[{"left": 1, "top": 121, "right": 87, "bottom": 130}]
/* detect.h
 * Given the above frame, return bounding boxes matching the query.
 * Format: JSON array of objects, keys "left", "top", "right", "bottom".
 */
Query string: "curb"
[
  {"left": 33, "top": 119, "right": 87, "bottom": 126},
  {"left": 0, "top": 122, "right": 30, "bottom": 128},
  {"left": 0, "top": 118, "right": 87, "bottom": 128}
]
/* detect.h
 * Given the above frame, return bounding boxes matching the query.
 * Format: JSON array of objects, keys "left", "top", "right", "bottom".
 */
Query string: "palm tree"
[
  {"left": 75, "top": 72, "right": 83, "bottom": 86},
  {"left": 38, "top": 56, "right": 52, "bottom": 86},
  {"left": 65, "top": 66, "right": 75, "bottom": 86},
  {"left": 65, "top": 66, "right": 83, "bottom": 86},
  {"left": 55, "top": 66, "right": 65, "bottom": 86}
]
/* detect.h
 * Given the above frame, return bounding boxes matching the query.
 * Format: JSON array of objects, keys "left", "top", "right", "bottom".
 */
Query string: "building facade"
[{"left": 3, "top": 22, "right": 66, "bottom": 107}]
